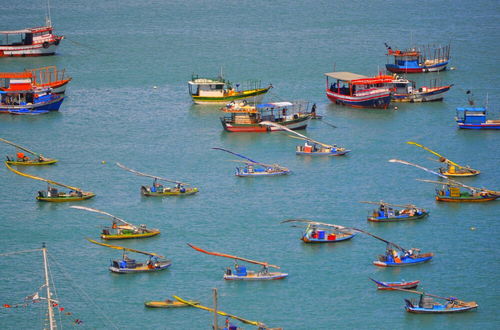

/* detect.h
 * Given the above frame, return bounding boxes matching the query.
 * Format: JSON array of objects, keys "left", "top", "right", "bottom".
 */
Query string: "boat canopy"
[
  {"left": 256, "top": 102, "right": 293, "bottom": 108},
  {"left": 456, "top": 107, "right": 486, "bottom": 113},
  {"left": 0, "top": 26, "right": 52, "bottom": 34},
  {"left": 188, "top": 78, "right": 225, "bottom": 86},
  {"left": 324, "top": 72, "right": 368, "bottom": 81},
  {"left": 0, "top": 72, "right": 33, "bottom": 79}
]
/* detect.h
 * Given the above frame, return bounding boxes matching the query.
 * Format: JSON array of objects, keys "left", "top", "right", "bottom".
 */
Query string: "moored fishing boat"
[
  {"left": 281, "top": 219, "right": 356, "bottom": 243},
  {"left": 71, "top": 206, "right": 160, "bottom": 240},
  {"left": 261, "top": 121, "right": 350, "bottom": 156},
  {"left": 0, "top": 137, "right": 57, "bottom": 165},
  {"left": 407, "top": 141, "right": 480, "bottom": 177},
  {"left": 144, "top": 299, "right": 199, "bottom": 308},
  {"left": 389, "top": 159, "right": 500, "bottom": 202},
  {"left": 369, "top": 278, "right": 420, "bottom": 290},
  {"left": 324, "top": 72, "right": 393, "bottom": 109},
  {"left": 116, "top": 163, "right": 198, "bottom": 196},
  {"left": 0, "top": 27, "right": 63, "bottom": 57},
  {"left": 88, "top": 239, "right": 171, "bottom": 274},
  {"left": 188, "top": 73, "right": 271, "bottom": 105},
  {"left": 388, "top": 287, "right": 478, "bottom": 314},
  {"left": 354, "top": 228, "right": 433, "bottom": 267},
  {"left": 5, "top": 162, "right": 95, "bottom": 202},
  {"left": 361, "top": 201, "right": 429, "bottom": 222},
  {"left": 220, "top": 100, "right": 312, "bottom": 132},
  {"left": 388, "top": 76, "right": 453, "bottom": 102},
  {"left": 0, "top": 83, "right": 64, "bottom": 115},
  {"left": 213, "top": 147, "right": 290, "bottom": 177},
  {"left": 384, "top": 43, "right": 450, "bottom": 73},
  {"left": 187, "top": 243, "right": 288, "bottom": 281}
]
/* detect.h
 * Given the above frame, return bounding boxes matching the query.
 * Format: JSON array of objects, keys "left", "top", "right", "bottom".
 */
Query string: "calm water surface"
[{"left": 0, "top": 1, "right": 499, "bottom": 329}]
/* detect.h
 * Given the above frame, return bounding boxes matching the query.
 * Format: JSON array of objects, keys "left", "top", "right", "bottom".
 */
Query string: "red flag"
[
  {"left": 3, "top": 304, "right": 11, "bottom": 308},
  {"left": 59, "top": 307, "right": 65, "bottom": 311}
]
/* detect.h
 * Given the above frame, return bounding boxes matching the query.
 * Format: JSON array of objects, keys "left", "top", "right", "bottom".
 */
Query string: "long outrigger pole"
[
  {"left": 116, "top": 162, "right": 188, "bottom": 185},
  {"left": 70, "top": 206, "right": 149, "bottom": 232},
  {"left": 42, "top": 243, "right": 57, "bottom": 330},
  {"left": 5, "top": 162, "right": 81, "bottom": 191},
  {"left": 187, "top": 243, "right": 280, "bottom": 269}
]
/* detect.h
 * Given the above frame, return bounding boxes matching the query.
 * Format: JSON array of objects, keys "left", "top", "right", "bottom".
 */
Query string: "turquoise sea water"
[{"left": 1, "top": 1, "right": 499, "bottom": 329}]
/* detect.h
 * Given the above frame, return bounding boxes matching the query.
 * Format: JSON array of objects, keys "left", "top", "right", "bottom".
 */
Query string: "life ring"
[
  {"left": 55, "top": 39, "right": 60, "bottom": 46},
  {"left": 43, "top": 42, "right": 50, "bottom": 49}
]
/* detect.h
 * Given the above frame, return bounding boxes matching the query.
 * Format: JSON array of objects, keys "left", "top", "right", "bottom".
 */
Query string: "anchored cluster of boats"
[{"left": 1, "top": 8, "right": 497, "bottom": 328}]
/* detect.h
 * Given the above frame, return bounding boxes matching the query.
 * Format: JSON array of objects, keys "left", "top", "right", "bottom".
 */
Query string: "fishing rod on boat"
[
  {"left": 374, "top": 284, "right": 469, "bottom": 304},
  {"left": 281, "top": 219, "right": 353, "bottom": 233}
]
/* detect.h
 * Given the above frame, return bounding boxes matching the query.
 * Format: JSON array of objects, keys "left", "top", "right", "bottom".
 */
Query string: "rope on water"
[{"left": 0, "top": 249, "right": 41, "bottom": 257}]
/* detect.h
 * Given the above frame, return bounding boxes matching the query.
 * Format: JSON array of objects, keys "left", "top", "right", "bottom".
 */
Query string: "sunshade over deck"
[{"left": 324, "top": 72, "right": 368, "bottom": 81}]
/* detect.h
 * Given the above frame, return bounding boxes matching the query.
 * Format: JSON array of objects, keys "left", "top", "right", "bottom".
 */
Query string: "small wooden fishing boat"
[
  {"left": 5, "top": 162, "right": 95, "bottom": 202},
  {"left": 144, "top": 299, "right": 199, "bottom": 308},
  {"left": 71, "top": 206, "right": 160, "bottom": 240},
  {"left": 188, "top": 72, "right": 272, "bottom": 105},
  {"left": 0, "top": 138, "right": 57, "bottom": 165},
  {"left": 361, "top": 201, "right": 429, "bottom": 222},
  {"left": 261, "top": 121, "right": 350, "bottom": 156},
  {"left": 369, "top": 278, "right": 419, "bottom": 290},
  {"left": 187, "top": 243, "right": 288, "bottom": 281},
  {"left": 88, "top": 239, "right": 171, "bottom": 274},
  {"left": 387, "top": 287, "right": 478, "bottom": 314},
  {"left": 220, "top": 101, "right": 312, "bottom": 132},
  {"left": 385, "top": 43, "right": 450, "bottom": 73},
  {"left": 456, "top": 107, "right": 500, "bottom": 130},
  {"left": 407, "top": 141, "right": 480, "bottom": 177},
  {"left": 213, "top": 147, "right": 290, "bottom": 177},
  {"left": 419, "top": 179, "right": 500, "bottom": 202},
  {"left": 281, "top": 219, "right": 356, "bottom": 243},
  {"left": 0, "top": 25, "right": 63, "bottom": 57},
  {"left": 388, "top": 76, "right": 453, "bottom": 102},
  {"left": 116, "top": 163, "right": 198, "bottom": 196},
  {"left": 389, "top": 159, "right": 500, "bottom": 202},
  {"left": 0, "top": 83, "right": 64, "bottom": 115},
  {"left": 354, "top": 228, "right": 434, "bottom": 267},
  {"left": 324, "top": 72, "right": 393, "bottom": 109}
]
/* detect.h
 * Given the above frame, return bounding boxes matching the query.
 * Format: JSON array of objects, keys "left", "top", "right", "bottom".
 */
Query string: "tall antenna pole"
[
  {"left": 213, "top": 288, "right": 218, "bottom": 330},
  {"left": 42, "top": 243, "right": 57, "bottom": 330},
  {"left": 45, "top": 0, "right": 52, "bottom": 27}
]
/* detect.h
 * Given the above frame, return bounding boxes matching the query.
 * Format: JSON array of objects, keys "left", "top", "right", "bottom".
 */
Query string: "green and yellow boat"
[
  {"left": 407, "top": 141, "right": 480, "bottom": 177},
  {"left": 71, "top": 206, "right": 160, "bottom": 240},
  {"left": 0, "top": 137, "right": 57, "bottom": 165},
  {"left": 116, "top": 162, "right": 199, "bottom": 197},
  {"left": 5, "top": 162, "right": 95, "bottom": 202},
  {"left": 188, "top": 73, "right": 272, "bottom": 105},
  {"left": 144, "top": 299, "right": 199, "bottom": 308}
]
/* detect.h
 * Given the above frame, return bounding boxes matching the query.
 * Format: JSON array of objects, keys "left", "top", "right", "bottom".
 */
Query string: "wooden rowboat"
[
  {"left": 187, "top": 243, "right": 288, "bottom": 281},
  {"left": 71, "top": 206, "right": 160, "bottom": 240},
  {"left": 1, "top": 138, "right": 57, "bottom": 165},
  {"left": 5, "top": 162, "right": 95, "bottom": 202},
  {"left": 117, "top": 163, "right": 199, "bottom": 197},
  {"left": 370, "top": 278, "right": 419, "bottom": 290},
  {"left": 144, "top": 299, "right": 199, "bottom": 308}
]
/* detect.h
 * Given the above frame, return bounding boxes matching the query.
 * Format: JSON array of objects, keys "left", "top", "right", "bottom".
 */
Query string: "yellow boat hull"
[
  {"left": 6, "top": 159, "right": 58, "bottom": 166},
  {"left": 144, "top": 300, "right": 199, "bottom": 308},
  {"left": 442, "top": 170, "right": 480, "bottom": 177},
  {"left": 37, "top": 193, "right": 96, "bottom": 202},
  {"left": 102, "top": 231, "right": 160, "bottom": 240}
]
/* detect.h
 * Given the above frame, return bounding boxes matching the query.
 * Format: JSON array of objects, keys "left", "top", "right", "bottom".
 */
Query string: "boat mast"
[
  {"left": 213, "top": 288, "right": 218, "bottom": 330},
  {"left": 45, "top": 0, "right": 52, "bottom": 27},
  {"left": 42, "top": 243, "right": 57, "bottom": 330}
]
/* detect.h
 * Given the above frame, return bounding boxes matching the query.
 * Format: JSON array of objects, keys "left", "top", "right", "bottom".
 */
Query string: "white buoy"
[
  {"left": 394, "top": 106, "right": 398, "bottom": 110},
  {"left": 101, "top": 160, "right": 106, "bottom": 164},
  {"left": 470, "top": 226, "right": 476, "bottom": 231},
  {"left": 153, "top": 86, "right": 157, "bottom": 89},
  {"left": 450, "top": 67, "right": 456, "bottom": 70}
]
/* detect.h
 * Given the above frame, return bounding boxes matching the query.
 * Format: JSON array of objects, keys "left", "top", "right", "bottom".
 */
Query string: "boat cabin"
[
  {"left": 456, "top": 107, "right": 488, "bottom": 125},
  {"left": 0, "top": 26, "right": 57, "bottom": 47},
  {"left": 325, "top": 72, "right": 392, "bottom": 97},
  {"left": 188, "top": 76, "right": 228, "bottom": 98}
]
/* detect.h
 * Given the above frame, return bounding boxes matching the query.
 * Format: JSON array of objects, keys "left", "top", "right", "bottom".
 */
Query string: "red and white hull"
[{"left": 0, "top": 41, "right": 61, "bottom": 57}]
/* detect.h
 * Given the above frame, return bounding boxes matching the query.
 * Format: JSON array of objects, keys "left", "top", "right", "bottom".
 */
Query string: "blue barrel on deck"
[
  {"left": 119, "top": 260, "right": 127, "bottom": 268},
  {"left": 317, "top": 230, "right": 325, "bottom": 239}
]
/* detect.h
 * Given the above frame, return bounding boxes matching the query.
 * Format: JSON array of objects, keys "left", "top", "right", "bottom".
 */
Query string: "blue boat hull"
[
  {"left": 386, "top": 61, "right": 448, "bottom": 73},
  {"left": 373, "top": 255, "right": 433, "bottom": 267}
]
